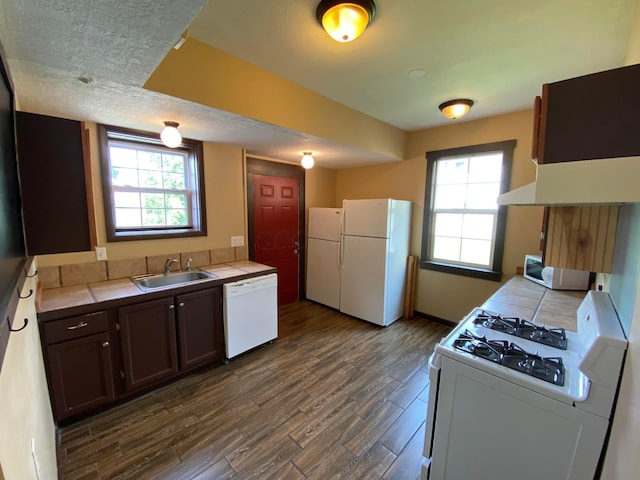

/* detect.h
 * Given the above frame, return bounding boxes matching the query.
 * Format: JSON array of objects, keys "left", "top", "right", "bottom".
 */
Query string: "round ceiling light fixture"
[
  {"left": 301, "top": 152, "right": 315, "bottom": 169},
  {"left": 438, "top": 99, "right": 474, "bottom": 120},
  {"left": 316, "top": 0, "right": 376, "bottom": 43},
  {"left": 160, "top": 121, "right": 182, "bottom": 148}
]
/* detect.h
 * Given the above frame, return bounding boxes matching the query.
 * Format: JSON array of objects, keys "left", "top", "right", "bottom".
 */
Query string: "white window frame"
[{"left": 420, "top": 140, "right": 515, "bottom": 281}]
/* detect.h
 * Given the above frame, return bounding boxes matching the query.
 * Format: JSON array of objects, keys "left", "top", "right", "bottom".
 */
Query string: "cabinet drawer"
[{"left": 44, "top": 311, "right": 108, "bottom": 344}]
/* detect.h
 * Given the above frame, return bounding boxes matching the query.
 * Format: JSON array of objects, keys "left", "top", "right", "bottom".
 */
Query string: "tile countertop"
[
  {"left": 37, "top": 261, "right": 276, "bottom": 321},
  {"left": 482, "top": 275, "right": 588, "bottom": 332}
]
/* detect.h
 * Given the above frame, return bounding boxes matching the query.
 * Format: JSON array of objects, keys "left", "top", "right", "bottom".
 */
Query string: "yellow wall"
[
  {"left": 37, "top": 123, "right": 247, "bottom": 267},
  {"left": 0, "top": 261, "right": 57, "bottom": 480},
  {"left": 337, "top": 109, "right": 543, "bottom": 322},
  {"left": 144, "top": 39, "right": 406, "bottom": 161}
]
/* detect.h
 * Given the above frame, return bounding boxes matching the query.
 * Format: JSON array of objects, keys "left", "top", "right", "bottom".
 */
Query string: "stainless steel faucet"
[
  {"left": 164, "top": 258, "right": 179, "bottom": 274},
  {"left": 186, "top": 257, "right": 193, "bottom": 271}
]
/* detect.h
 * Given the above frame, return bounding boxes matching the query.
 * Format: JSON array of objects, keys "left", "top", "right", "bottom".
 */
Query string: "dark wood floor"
[{"left": 59, "top": 301, "right": 450, "bottom": 480}]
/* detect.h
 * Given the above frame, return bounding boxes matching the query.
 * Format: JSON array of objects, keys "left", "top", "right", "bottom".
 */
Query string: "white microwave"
[{"left": 523, "top": 254, "right": 590, "bottom": 290}]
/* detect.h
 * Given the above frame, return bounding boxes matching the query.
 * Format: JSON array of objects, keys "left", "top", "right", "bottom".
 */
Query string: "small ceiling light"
[
  {"left": 439, "top": 99, "right": 474, "bottom": 120},
  {"left": 301, "top": 152, "right": 315, "bottom": 169},
  {"left": 160, "top": 121, "right": 182, "bottom": 148},
  {"left": 316, "top": 0, "right": 376, "bottom": 43}
]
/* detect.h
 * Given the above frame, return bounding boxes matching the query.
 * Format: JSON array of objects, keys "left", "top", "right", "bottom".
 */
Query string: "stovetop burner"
[
  {"left": 474, "top": 310, "right": 568, "bottom": 350},
  {"left": 453, "top": 330, "right": 565, "bottom": 386}
]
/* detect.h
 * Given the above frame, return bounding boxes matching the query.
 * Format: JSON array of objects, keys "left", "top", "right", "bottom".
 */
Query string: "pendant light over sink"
[
  {"left": 316, "top": 0, "right": 376, "bottom": 43},
  {"left": 160, "top": 121, "right": 182, "bottom": 148}
]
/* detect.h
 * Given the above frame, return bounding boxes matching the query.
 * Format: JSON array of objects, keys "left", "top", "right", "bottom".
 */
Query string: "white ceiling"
[{"left": 0, "top": 0, "right": 637, "bottom": 168}]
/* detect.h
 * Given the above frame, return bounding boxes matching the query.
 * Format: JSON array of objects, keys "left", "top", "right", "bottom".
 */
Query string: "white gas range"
[{"left": 421, "top": 290, "right": 627, "bottom": 480}]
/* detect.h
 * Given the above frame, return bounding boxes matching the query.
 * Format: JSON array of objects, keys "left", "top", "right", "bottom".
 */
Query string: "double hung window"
[
  {"left": 99, "top": 125, "right": 206, "bottom": 241},
  {"left": 421, "top": 140, "right": 515, "bottom": 280}
]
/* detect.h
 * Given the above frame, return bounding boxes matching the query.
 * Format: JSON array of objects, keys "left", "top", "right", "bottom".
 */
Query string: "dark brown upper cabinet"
[
  {"left": 532, "top": 63, "right": 640, "bottom": 164},
  {"left": 16, "top": 111, "right": 95, "bottom": 255}
]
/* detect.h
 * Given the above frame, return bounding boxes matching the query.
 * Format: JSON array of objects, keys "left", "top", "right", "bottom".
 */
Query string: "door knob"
[
  {"left": 294, "top": 249, "right": 299, "bottom": 254},
  {"left": 102, "top": 341, "right": 110, "bottom": 347},
  {"left": 294, "top": 241, "right": 300, "bottom": 247}
]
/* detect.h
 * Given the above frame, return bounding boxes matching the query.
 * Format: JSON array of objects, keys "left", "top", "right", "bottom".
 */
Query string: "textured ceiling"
[{"left": 0, "top": 0, "right": 637, "bottom": 168}]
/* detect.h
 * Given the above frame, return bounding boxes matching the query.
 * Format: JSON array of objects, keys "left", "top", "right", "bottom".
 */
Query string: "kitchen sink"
[{"left": 132, "top": 270, "right": 217, "bottom": 292}]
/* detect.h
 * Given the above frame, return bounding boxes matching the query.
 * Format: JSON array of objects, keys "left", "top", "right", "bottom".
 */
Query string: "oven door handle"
[{"left": 423, "top": 356, "right": 441, "bottom": 462}]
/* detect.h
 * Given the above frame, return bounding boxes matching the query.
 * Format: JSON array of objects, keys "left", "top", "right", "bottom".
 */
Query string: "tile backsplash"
[{"left": 39, "top": 246, "right": 249, "bottom": 289}]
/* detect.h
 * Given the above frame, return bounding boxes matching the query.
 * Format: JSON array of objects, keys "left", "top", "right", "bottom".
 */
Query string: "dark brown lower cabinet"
[
  {"left": 177, "top": 288, "right": 223, "bottom": 370},
  {"left": 42, "top": 285, "right": 224, "bottom": 422},
  {"left": 118, "top": 297, "right": 179, "bottom": 392},
  {"left": 46, "top": 332, "right": 115, "bottom": 421}
]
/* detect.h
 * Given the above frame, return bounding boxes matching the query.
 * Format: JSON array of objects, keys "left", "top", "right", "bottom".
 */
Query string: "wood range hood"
[{"left": 498, "top": 156, "right": 640, "bottom": 206}]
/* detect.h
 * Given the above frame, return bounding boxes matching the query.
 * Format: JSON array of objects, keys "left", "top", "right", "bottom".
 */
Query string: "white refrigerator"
[
  {"left": 340, "top": 199, "right": 411, "bottom": 326},
  {"left": 306, "top": 207, "right": 343, "bottom": 309}
]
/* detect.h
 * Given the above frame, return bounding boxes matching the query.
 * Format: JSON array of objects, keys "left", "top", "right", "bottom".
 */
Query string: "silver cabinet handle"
[
  {"left": 178, "top": 302, "right": 184, "bottom": 307},
  {"left": 102, "top": 341, "right": 110, "bottom": 347},
  {"left": 67, "top": 321, "right": 88, "bottom": 330},
  {"left": 169, "top": 305, "right": 175, "bottom": 310}
]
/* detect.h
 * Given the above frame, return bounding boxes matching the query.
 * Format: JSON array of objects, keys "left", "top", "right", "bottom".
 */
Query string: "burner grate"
[
  {"left": 474, "top": 310, "right": 567, "bottom": 350},
  {"left": 453, "top": 332, "right": 565, "bottom": 386}
]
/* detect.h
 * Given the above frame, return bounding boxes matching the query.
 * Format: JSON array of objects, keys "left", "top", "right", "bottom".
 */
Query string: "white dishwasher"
[{"left": 223, "top": 273, "right": 278, "bottom": 360}]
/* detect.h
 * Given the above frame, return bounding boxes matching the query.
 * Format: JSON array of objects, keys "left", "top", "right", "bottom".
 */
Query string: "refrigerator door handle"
[{"left": 339, "top": 234, "right": 344, "bottom": 271}]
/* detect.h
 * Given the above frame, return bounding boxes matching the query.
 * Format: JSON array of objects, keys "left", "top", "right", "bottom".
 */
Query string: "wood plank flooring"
[{"left": 58, "top": 301, "right": 450, "bottom": 480}]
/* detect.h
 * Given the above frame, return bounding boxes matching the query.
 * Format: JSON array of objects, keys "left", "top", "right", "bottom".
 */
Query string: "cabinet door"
[
  {"left": 118, "top": 297, "right": 178, "bottom": 391},
  {"left": 16, "top": 111, "right": 92, "bottom": 255},
  {"left": 47, "top": 332, "right": 115, "bottom": 421},
  {"left": 541, "top": 63, "right": 640, "bottom": 164},
  {"left": 176, "top": 287, "right": 223, "bottom": 370}
]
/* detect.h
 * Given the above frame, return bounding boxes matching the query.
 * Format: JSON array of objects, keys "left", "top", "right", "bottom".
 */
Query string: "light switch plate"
[
  {"left": 231, "top": 236, "right": 245, "bottom": 247},
  {"left": 95, "top": 246, "right": 107, "bottom": 261}
]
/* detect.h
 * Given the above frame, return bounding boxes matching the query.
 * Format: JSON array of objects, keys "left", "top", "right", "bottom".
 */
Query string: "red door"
[{"left": 253, "top": 174, "right": 300, "bottom": 305}]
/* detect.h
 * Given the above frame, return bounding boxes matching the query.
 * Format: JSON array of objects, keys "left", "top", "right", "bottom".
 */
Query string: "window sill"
[
  {"left": 419, "top": 260, "right": 502, "bottom": 282},
  {"left": 108, "top": 228, "right": 206, "bottom": 242}
]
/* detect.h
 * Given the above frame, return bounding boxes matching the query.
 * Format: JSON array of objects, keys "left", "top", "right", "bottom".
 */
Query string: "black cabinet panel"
[
  {"left": 16, "top": 111, "right": 90, "bottom": 254},
  {"left": 541, "top": 64, "right": 640, "bottom": 164}
]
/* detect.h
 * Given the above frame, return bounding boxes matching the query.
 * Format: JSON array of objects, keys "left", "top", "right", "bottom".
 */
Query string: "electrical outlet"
[
  {"left": 231, "top": 236, "right": 245, "bottom": 247},
  {"left": 595, "top": 273, "right": 611, "bottom": 292},
  {"left": 95, "top": 246, "right": 107, "bottom": 261}
]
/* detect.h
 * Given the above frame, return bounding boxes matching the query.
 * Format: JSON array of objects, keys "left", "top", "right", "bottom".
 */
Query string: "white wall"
[{"left": 0, "top": 260, "right": 57, "bottom": 480}]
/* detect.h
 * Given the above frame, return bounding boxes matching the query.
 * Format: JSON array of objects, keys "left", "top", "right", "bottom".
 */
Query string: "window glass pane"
[
  {"left": 436, "top": 158, "right": 468, "bottom": 185},
  {"left": 143, "top": 209, "right": 166, "bottom": 226},
  {"left": 434, "top": 184, "right": 466, "bottom": 209},
  {"left": 165, "top": 193, "right": 186, "bottom": 209},
  {"left": 113, "top": 191, "right": 141, "bottom": 208},
  {"left": 466, "top": 183, "right": 500, "bottom": 209},
  {"left": 167, "top": 209, "right": 188, "bottom": 226},
  {"left": 462, "top": 214, "right": 495, "bottom": 240},
  {"left": 433, "top": 236, "right": 461, "bottom": 262},
  {"left": 139, "top": 170, "right": 163, "bottom": 188},
  {"left": 163, "top": 154, "right": 185, "bottom": 174},
  {"left": 137, "top": 150, "right": 163, "bottom": 171},
  {"left": 111, "top": 167, "right": 138, "bottom": 187},
  {"left": 434, "top": 213, "right": 463, "bottom": 238},
  {"left": 163, "top": 173, "right": 185, "bottom": 190},
  {"left": 460, "top": 238, "right": 492, "bottom": 265},
  {"left": 109, "top": 146, "right": 137, "bottom": 168},
  {"left": 141, "top": 193, "right": 165, "bottom": 209},
  {"left": 468, "top": 154, "right": 502, "bottom": 183},
  {"left": 115, "top": 208, "right": 141, "bottom": 228}
]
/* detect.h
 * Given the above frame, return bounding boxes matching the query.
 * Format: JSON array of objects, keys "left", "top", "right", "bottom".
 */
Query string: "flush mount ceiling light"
[
  {"left": 316, "top": 0, "right": 376, "bottom": 43},
  {"left": 439, "top": 99, "right": 474, "bottom": 120},
  {"left": 160, "top": 121, "right": 182, "bottom": 148},
  {"left": 301, "top": 152, "right": 315, "bottom": 169}
]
